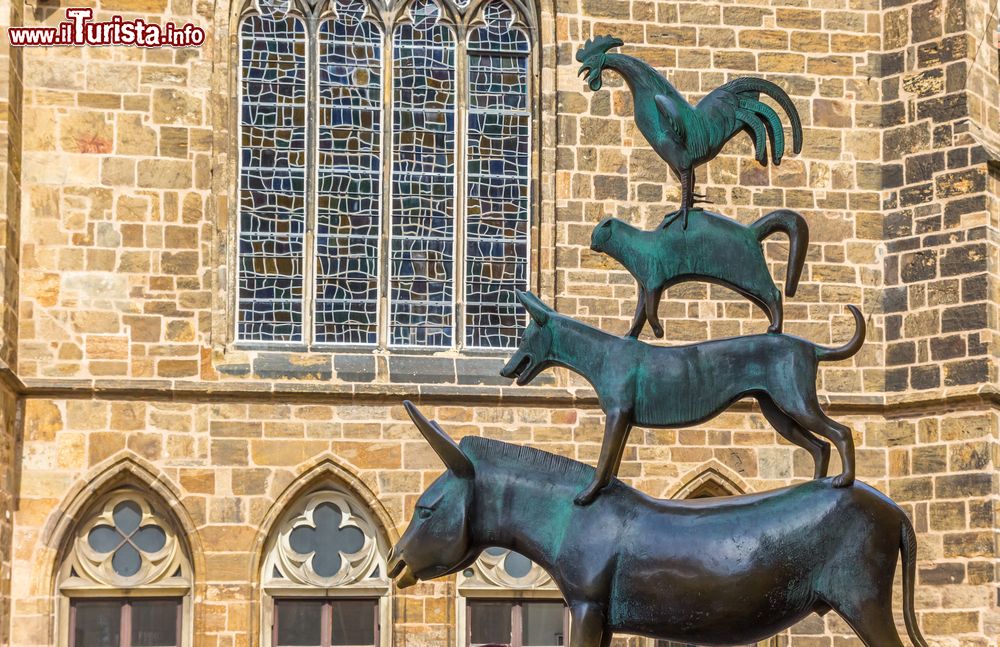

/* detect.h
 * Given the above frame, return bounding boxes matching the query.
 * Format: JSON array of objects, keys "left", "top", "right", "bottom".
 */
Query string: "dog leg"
[
  {"left": 758, "top": 397, "right": 830, "bottom": 478},
  {"left": 828, "top": 420, "right": 855, "bottom": 487},
  {"left": 576, "top": 411, "right": 631, "bottom": 505},
  {"left": 626, "top": 284, "right": 647, "bottom": 338},
  {"left": 784, "top": 403, "right": 855, "bottom": 487},
  {"left": 568, "top": 602, "right": 607, "bottom": 647},
  {"left": 645, "top": 287, "right": 665, "bottom": 338}
]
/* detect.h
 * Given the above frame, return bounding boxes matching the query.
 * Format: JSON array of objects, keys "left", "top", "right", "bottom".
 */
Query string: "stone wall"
[
  {"left": 10, "top": 397, "right": 997, "bottom": 647},
  {"left": 2, "top": 0, "right": 999, "bottom": 646}
]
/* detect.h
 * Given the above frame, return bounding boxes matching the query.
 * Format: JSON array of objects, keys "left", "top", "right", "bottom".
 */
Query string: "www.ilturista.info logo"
[{"left": 9, "top": 8, "right": 205, "bottom": 47}]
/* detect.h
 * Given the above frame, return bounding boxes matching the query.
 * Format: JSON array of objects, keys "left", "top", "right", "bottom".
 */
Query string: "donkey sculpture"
[
  {"left": 500, "top": 291, "right": 865, "bottom": 505},
  {"left": 590, "top": 208, "right": 808, "bottom": 338},
  {"left": 388, "top": 402, "right": 928, "bottom": 647}
]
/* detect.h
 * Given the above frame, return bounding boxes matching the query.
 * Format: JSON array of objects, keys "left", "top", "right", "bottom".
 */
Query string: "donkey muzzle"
[{"left": 387, "top": 546, "right": 418, "bottom": 589}]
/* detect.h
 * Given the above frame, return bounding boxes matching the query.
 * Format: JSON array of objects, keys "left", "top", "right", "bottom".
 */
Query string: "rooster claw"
[{"left": 661, "top": 208, "right": 686, "bottom": 229}]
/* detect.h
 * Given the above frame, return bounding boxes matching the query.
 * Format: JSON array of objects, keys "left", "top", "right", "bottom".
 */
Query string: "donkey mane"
[{"left": 459, "top": 436, "right": 595, "bottom": 482}]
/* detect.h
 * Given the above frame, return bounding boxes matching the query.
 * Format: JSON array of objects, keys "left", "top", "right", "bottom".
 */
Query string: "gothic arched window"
[
  {"left": 57, "top": 489, "right": 193, "bottom": 647},
  {"left": 458, "top": 548, "right": 567, "bottom": 647},
  {"left": 260, "top": 489, "right": 391, "bottom": 647},
  {"left": 237, "top": 0, "right": 535, "bottom": 349}
]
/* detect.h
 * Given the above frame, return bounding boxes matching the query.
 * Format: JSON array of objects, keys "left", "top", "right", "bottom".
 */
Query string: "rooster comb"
[{"left": 575, "top": 34, "right": 624, "bottom": 62}]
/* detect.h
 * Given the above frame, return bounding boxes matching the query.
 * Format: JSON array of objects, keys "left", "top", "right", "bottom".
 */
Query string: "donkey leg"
[
  {"left": 758, "top": 397, "right": 830, "bottom": 478},
  {"left": 644, "top": 287, "right": 665, "bottom": 338},
  {"left": 827, "top": 598, "right": 904, "bottom": 647},
  {"left": 626, "top": 284, "right": 648, "bottom": 338},
  {"left": 568, "top": 603, "right": 607, "bottom": 647},
  {"left": 575, "top": 412, "right": 631, "bottom": 505}
]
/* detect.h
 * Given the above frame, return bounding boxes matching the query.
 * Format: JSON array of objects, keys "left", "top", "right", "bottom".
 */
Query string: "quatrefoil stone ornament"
[
  {"left": 275, "top": 491, "right": 381, "bottom": 586},
  {"left": 289, "top": 503, "right": 366, "bottom": 578},
  {"left": 87, "top": 501, "right": 167, "bottom": 577},
  {"left": 73, "top": 493, "right": 181, "bottom": 588},
  {"left": 467, "top": 547, "right": 554, "bottom": 589}
]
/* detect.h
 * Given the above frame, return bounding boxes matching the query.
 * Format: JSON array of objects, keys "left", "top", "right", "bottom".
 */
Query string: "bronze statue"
[
  {"left": 591, "top": 208, "right": 808, "bottom": 337},
  {"left": 388, "top": 402, "right": 928, "bottom": 647},
  {"left": 499, "top": 291, "right": 864, "bottom": 504},
  {"left": 382, "top": 37, "right": 925, "bottom": 647},
  {"left": 576, "top": 35, "right": 803, "bottom": 227}
]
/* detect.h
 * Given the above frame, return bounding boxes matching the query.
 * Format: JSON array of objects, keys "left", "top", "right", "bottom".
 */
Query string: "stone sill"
[
  {"left": 1, "top": 357, "right": 997, "bottom": 411},
  {"left": 215, "top": 349, "right": 537, "bottom": 389},
  {"left": 6, "top": 373, "right": 999, "bottom": 414}
]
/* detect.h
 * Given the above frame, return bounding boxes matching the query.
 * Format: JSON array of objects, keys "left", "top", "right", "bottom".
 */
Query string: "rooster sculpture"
[{"left": 576, "top": 35, "right": 803, "bottom": 228}]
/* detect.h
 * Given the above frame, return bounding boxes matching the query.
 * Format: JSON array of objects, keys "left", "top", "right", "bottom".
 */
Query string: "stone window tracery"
[
  {"left": 57, "top": 489, "right": 192, "bottom": 647},
  {"left": 263, "top": 490, "right": 385, "bottom": 588},
  {"left": 237, "top": 0, "right": 536, "bottom": 350},
  {"left": 260, "top": 489, "right": 391, "bottom": 647}
]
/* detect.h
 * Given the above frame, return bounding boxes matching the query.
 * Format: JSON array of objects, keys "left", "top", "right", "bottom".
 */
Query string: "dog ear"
[{"left": 517, "top": 291, "right": 551, "bottom": 326}]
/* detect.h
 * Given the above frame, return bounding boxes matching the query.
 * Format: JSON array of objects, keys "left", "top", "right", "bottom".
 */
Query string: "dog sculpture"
[
  {"left": 388, "top": 402, "right": 927, "bottom": 647},
  {"left": 500, "top": 291, "right": 864, "bottom": 505},
  {"left": 591, "top": 208, "right": 808, "bottom": 338}
]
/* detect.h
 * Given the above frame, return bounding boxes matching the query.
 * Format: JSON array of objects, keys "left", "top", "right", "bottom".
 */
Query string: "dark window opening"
[
  {"left": 273, "top": 598, "right": 378, "bottom": 647},
  {"left": 468, "top": 600, "right": 566, "bottom": 647},
  {"left": 70, "top": 598, "right": 181, "bottom": 647}
]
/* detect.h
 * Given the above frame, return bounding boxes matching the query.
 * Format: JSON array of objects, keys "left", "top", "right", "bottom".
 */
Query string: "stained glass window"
[
  {"left": 237, "top": 0, "right": 533, "bottom": 349},
  {"left": 315, "top": 0, "right": 383, "bottom": 344},
  {"left": 465, "top": 1, "right": 530, "bottom": 348},
  {"left": 239, "top": 4, "right": 307, "bottom": 342},
  {"left": 390, "top": 0, "right": 457, "bottom": 347}
]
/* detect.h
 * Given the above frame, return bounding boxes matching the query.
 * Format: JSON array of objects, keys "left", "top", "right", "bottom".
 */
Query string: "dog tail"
[
  {"left": 900, "top": 514, "right": 929, "bottom": 647},
  {"left": 749, "top": 209, "right": 809, "bottom": 297},
  {"left": 815, "top": 305, "right": 865, "bottom": 362}
]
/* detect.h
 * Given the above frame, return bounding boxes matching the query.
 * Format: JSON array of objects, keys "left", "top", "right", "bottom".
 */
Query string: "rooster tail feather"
[
  {"left": 739, "top": 98, "right": 785, "bottom": 164},
  {"left": 735, "top": 108, "right": 768, "bottom": 165},
  {"left": 730, "top": 77, "right": 802, "bottom": 154}
]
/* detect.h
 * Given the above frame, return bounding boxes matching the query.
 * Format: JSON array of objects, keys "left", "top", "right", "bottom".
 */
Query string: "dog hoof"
[
  {"left": 574, "top": 489, "right": 599, "bottom": 506},
  {"left": 653, "top": 326, "right": 665, "bottom": 339},
  {"left": 831, "top": 474, "right": 854, "bottom": 488}
]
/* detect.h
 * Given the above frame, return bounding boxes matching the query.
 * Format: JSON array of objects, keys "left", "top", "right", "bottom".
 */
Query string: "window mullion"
[
  {"left": 122, "top": 600, "right": 132, "bottom": 647},
  {"left": 323, "top": 600, "right": 334, "bottom": 647},
  {"left": 302, "top": 11, "right": 320, "bottom": 345},
  {"left": 512, "top": 602, "right": 522, "bottom": 647},
  {"left": 453, "top": 28, "right": 469, "bottom": 350},
  {"left": 377, "top": 18, "right": 393, "bottom": 349}
]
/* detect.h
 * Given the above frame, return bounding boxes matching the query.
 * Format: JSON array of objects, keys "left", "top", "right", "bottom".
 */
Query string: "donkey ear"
[
  {"left": 403, "top": 401, "right": 474, "bottom": 480},
  {"left": 517, "top": 290, "right": 551, "bottom": 326}
]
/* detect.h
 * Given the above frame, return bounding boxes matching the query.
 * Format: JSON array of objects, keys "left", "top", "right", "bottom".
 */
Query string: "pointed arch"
[
  {"left": 666, "top": 461, "right": 749, "bottom": 500},
  {"left": 251, "top": 454, "right": 396, "bottom": 647},
  {"left": 251, "top": 453, "right": 398, "bottom": 570},
  {"left": 36, "top": 454, "right": 201, "bottom": 647},
  {"left": 39, "top": 454, "right": 203, "bottom": 583}
]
